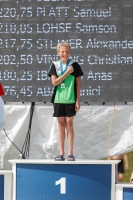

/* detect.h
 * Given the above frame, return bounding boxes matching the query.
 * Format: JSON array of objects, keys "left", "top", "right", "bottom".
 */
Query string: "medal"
[
  {"left": 61, "top": 83, "right": 65, "bottom": 88},
  {"left": 60, "top": 59, "right": 74, "bottom": 89}
]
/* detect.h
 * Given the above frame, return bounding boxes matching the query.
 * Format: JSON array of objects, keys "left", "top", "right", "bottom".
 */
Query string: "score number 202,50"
[{"left": 0, "top": 54, "right": 33, "bottom": 65}]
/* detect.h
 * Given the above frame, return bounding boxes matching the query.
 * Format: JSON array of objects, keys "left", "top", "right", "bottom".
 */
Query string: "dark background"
[{"left": 0, "top": 0, "right": 133, "bottom": 102}]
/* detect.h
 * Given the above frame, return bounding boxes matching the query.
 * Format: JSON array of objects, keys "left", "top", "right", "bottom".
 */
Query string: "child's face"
[{"left": 57, "top": 46, "right": 71, "bottom": 64}]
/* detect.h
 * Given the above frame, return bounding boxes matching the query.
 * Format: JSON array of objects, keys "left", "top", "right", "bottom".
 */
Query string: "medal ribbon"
[{"left": 60, "top": 59, "right": 73, "bottom": 84}]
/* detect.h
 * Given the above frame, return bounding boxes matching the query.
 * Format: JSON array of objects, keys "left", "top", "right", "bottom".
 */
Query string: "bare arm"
[
  {"left": 51, "top": 65, "right": 74, "bottom": 86},
  {"left": 75, "top": 76, "right": 81, "bottom": 112},
  {"left": 130, "top": 171, "right": 133, "bottom": 183}
]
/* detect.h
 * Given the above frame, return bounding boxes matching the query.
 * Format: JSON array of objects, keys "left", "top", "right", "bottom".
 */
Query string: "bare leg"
[
  {"left": 118, "top": 173, "right": 124, "bottom": 182},
  {"left": 57, "top": 117, "right": 66, "bottom": 157},
  {"left": 66, "top": 116, "right": 74, "bottom": 158}
]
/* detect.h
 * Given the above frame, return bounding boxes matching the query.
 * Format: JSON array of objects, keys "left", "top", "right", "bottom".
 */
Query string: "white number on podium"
[{"left": 55, "top": 177, "right": 66, "bottom": 194}]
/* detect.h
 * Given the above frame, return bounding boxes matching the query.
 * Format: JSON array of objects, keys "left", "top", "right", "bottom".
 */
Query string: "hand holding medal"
[
  {"left": 61, "top": 65, "right": 74, "bottom": 88},
  {"left": 67, "top": 65, "right": 74, "bottom": 74}
]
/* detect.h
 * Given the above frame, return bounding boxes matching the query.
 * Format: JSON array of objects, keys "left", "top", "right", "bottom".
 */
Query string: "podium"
[
  {"left": 0, "top": 171, "right": 12, "bottom": 200},
  {"left": 9, "top": 159, "right": 120, "bottom": 200},
  {"left": 116, "top": 183, "right": 133, "bottom": 200}
]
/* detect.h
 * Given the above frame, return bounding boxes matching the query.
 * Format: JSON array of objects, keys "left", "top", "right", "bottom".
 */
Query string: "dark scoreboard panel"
[{"left": 0, "top": 0, "right": 133, "bottom": 102}]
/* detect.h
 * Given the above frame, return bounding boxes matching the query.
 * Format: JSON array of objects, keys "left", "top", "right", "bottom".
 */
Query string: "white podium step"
[
  {"left": 0, "top": 170, "right": 12, "bottom": 200},
  {"left": 9, "top": 159, "right": 120, "bottom": 200}
]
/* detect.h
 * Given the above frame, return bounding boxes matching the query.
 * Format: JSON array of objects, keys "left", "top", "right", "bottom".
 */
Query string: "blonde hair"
[{"left": 56, "top": 42, "right": 71, "bottom": 53}]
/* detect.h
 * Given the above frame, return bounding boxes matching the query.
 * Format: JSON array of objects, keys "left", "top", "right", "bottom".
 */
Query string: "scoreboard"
[{"left": 0, "top": 0, "right": 133, "bottom": 102}]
